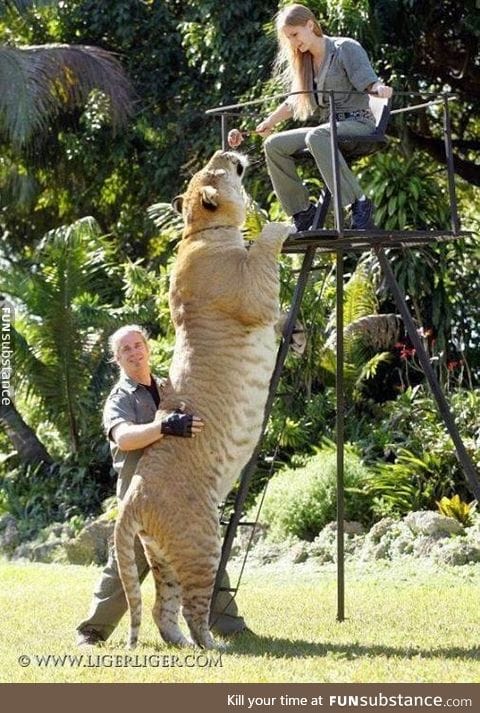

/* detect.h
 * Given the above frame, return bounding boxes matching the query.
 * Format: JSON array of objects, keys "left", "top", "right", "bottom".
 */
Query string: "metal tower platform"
[{"left": 206, "top": 90, "right": 479, "bottom": 627}]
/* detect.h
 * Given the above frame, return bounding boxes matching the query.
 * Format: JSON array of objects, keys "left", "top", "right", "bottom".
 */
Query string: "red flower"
[{"left": 447, "top": 359, "right": 462, "bottom": 371}]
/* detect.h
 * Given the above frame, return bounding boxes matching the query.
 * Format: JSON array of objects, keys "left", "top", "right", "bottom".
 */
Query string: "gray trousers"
[
  {"left": 264, "top": 118, "right": 376, "bottom": 216},
  {"left": 77, "top": 537, "right": 243, "bottom": 640}
]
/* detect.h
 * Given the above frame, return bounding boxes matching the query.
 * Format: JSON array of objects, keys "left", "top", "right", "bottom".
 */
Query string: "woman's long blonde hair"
[{"left": 273, "top": 4, "right": 324, "bottom": 121}]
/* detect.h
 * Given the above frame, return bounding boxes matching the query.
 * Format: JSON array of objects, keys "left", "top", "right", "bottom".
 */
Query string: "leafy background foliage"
[{"left": 0, "top": 0, "right": 479, "bottom": 543}]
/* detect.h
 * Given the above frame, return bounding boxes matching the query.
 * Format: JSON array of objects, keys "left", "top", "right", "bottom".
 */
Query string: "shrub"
[
  {"left": 254, "top": 444, "right": 373, "bottom": 542},
  {"left": 437, "top": 495, "right": 477, "bottom": 527},
  {"left": 0, "top": 456, "right": 113, "bottom": 542}
]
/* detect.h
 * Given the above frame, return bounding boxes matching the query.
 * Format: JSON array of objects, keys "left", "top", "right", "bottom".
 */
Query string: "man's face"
[{"left": 116, "top": 331, "right": 150, "bottom": 375}]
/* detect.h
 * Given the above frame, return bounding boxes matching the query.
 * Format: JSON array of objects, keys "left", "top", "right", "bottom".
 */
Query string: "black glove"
[{"left": 160, "top": 410, "right": 194, "bottom": 437}]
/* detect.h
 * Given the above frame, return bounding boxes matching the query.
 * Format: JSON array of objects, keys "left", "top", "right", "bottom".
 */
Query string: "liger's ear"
[
  {"left": 201, "top": 185, "right": 219, "bottom": 211},
  {"left": 171, "top": 195, "right": 184, "bottom": 214}
]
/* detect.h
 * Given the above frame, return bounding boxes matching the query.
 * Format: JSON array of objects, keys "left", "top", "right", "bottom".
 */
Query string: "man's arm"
[
  {"left": 111, "top": 416, "right": 164, "bottom": 452},
  {"left": 112, "top": 411, "right": 204, "bottom": 451}
]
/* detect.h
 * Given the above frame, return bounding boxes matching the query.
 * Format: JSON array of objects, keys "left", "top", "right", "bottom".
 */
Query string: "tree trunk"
[
  {"left": 407, "top": 128, "right": 480, "bottom": 186},
  {"left": 0, "top": 399, "right": 53, "bottom": 466}
]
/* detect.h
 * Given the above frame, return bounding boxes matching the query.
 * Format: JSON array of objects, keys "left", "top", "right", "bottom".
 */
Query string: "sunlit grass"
[{"left": 1, "top": 558, "right": 479, "bottom": 683}]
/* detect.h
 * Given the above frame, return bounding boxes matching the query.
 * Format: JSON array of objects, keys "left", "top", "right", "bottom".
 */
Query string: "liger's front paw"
[{"left": 259, "top": 221, "right": 291, "bottom": 246}]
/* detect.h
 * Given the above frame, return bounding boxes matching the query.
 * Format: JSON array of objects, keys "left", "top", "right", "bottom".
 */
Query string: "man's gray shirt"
[{"left": 102, "top": 373, "right": 167, "bottom": 499}]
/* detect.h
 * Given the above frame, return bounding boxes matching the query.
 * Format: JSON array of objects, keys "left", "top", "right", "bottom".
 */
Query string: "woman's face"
[{"left": 282, "top": 21, "right": 316, "bottom": 53}]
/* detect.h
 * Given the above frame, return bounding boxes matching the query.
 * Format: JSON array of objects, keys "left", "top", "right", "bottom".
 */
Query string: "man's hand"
[{"left": 157, "top": 409, "right": 204, "bottom": 438}]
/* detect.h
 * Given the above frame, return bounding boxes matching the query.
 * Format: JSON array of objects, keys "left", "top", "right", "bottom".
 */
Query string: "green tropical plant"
[
  {"left": 0, "top": 216, "right": 119, "bottom": 454},
  {"left": 0, "top": 1, "right": 133, "bottom": 149},
  {"left": 436, "top": 494, "right": 477, "bottom": 526},
  {"left": 353, "top": 383, "right": 480, "bottom": 476},
  {"left": 359, "top": 146, "right": 451, "bottom": 231},
  {"left": 359, "top": 159, "right": 476, "bottom": 381},
  {"left": 364, "top": 426, "right": 478, "bottom": 519},
  {"left": 320, "top": 263, "right": 404, "bottom": 400},
  {"left": 365, "top": 448, "right": 435, "bottom": 519},
  {"left": 254, "top": 443, "right": 373, "bottom": 541},
  {"left": 0, "top": 457, "right": 109, "bottom": 540},
  {"left": 0, "top": 0, "right": 478, "bottom": 550},
  {"left": 0, "top": 213, "right": 181, "bottom": 538}
]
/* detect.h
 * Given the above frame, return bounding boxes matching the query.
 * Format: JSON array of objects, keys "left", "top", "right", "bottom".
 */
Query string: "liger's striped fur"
[{"left": 114, "top": 150, "right": 290, "bottom": 649}]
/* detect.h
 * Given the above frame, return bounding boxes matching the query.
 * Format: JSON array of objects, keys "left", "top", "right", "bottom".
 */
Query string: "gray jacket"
[{"left": 289, "top": 36, "right": 379, "bottom": 122}]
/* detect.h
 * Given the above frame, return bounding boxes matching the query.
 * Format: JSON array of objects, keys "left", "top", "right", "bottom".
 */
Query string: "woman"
[{"left": 228, "top": 3, "right": 393, "bottom": 231}]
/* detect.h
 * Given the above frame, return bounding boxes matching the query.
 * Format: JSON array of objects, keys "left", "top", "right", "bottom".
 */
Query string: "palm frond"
[
  {"left": 7, "top": 322, "right": 55, "bottom": 408},
  {"left": 318, "top": 345, "right": 361, "bottom": 390},
  {"left": 356, "top": 351, "right": 394, "bottom": 384},
  {"left": 326, "top": 263, "right": 378, "bottom": 342},
  {"left": 2, "top": 1, "right": 55, "bottom": 13},
  {"left": 0, "top": 217, "right": 115, "bottom": 449},
  {"left": 0, "top": 261, "right": 54, "bottom": 314},
  {"left": 0, "top": 44, "right": 134, "bottom": 146},
  {"left": 147, "top": 201, "right": 183, "bottom": 239},
  {"left": 343, "top": 264, "right": 378, "bottom": 326}
]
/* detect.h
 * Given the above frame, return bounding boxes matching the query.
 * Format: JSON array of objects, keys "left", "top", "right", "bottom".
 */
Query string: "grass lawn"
[{"left": 1, "top": 556, "right": 479, "bottom": 683}]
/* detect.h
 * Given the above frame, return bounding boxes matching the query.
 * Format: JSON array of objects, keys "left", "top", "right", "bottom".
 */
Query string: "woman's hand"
[
  {"left": 255, "top": 118, "right": 274, "bottom": 138},
  {"left": 369, "top": 82, "right": 393, "bottom": 99},
  {"left": 227, "top": 117, "right": 276, "bottom": 147}
]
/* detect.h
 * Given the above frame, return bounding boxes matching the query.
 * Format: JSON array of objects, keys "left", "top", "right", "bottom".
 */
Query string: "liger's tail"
[{"left": 114, "top": 509, "right": 142, "bottom": 649}]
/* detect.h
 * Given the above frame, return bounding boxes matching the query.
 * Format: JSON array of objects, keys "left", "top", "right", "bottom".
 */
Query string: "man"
[{"left": 76, "top": 324, "right": 247, "bottom": 645}]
